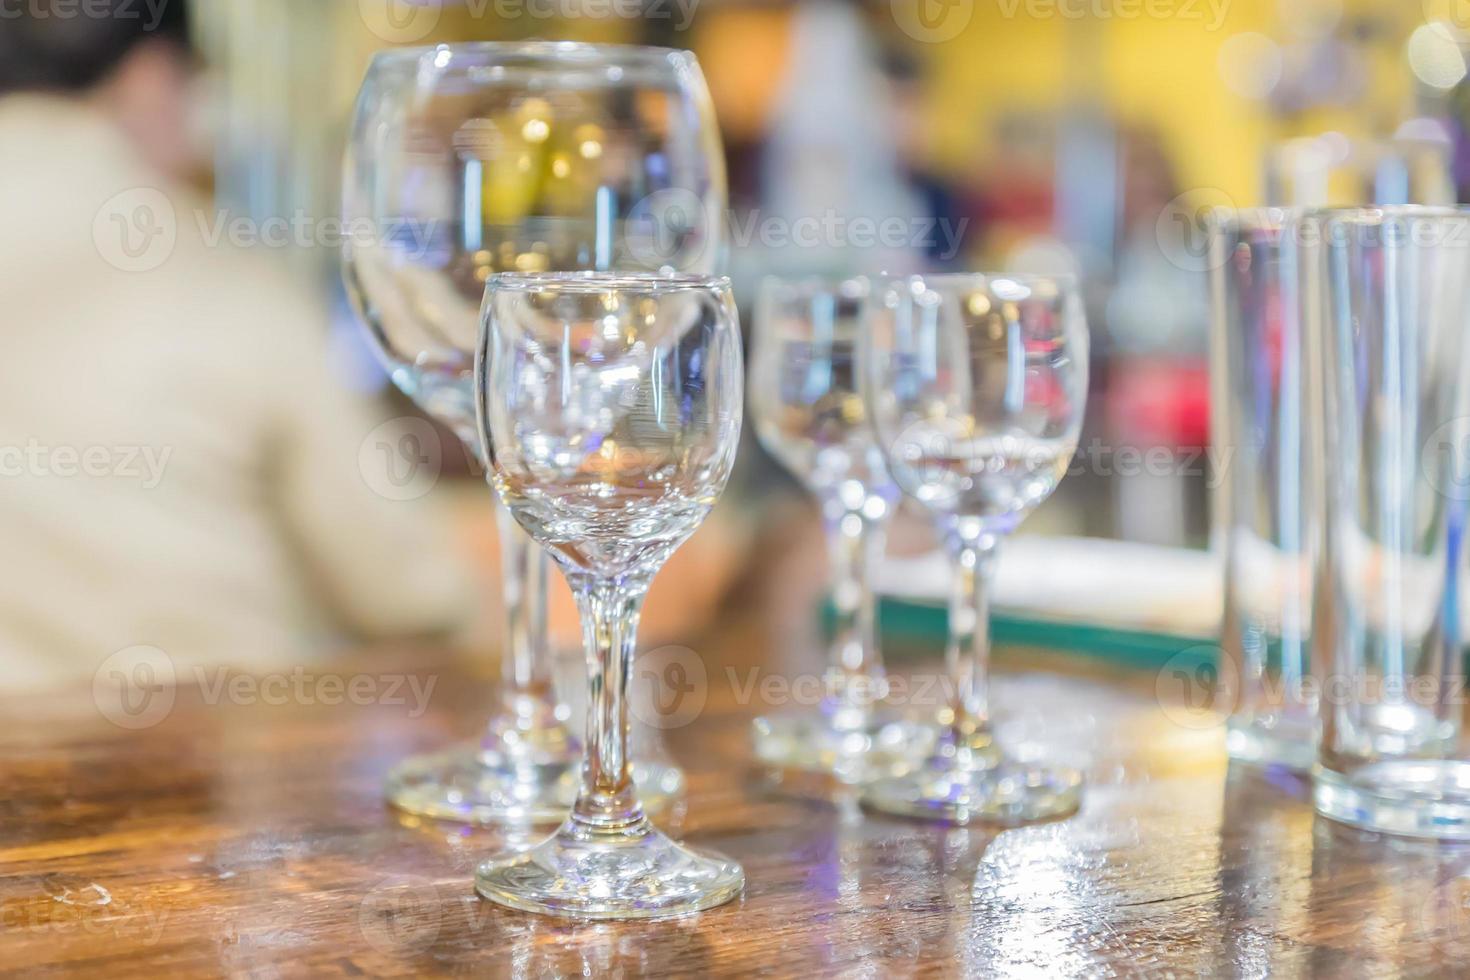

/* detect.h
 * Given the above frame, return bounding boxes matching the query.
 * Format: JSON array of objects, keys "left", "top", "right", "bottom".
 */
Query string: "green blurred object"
[{"left": 837, "top": 596, "right": 1220, "bottom": 672}]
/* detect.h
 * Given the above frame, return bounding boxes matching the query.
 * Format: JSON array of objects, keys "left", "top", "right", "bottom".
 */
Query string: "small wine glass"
[
  {"left": 474, "top": 272, "right": 744, "bottom": 919},
  {"left": 861, "top": 273, "right": 1089, "bottom": 824},
  {"left": 748, "top": 275, "right": 928, "bottom": 781},
  {"left": 342, "top": 41, "right": 725, "bottom": 822}
]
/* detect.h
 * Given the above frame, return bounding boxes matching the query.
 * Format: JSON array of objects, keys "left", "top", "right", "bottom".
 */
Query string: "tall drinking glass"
[
  {"left": 748, "top": 276, "right": 921, "bottom": 780},
  {"left": 343, "top": 42, "right": 726, "bottom": 823},
  {"left": 1208, "top": 208, "right": 1316, "bottom": 769},
  {"left": 862, "top": 273, "right": 1089, "bottom": 824},
  {"left": 1306, "top": 206, "right": 1470, "bottom": 837},
  {"left": 474, "top": 272, "right": 744, "bottom": 919}
]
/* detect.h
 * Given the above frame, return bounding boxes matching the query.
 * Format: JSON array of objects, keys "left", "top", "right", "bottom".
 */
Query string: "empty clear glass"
[
  {"left": 748, "top": 276, "right": 926, "bottom": 780},
  {"left": 1207, "top": 208, "right": 1316, "bottom": 769},
  {"left": 474, "top": 272, "right": 744, "bottom": 918},
  {"left": 1305, "top": 206, "right": 1470, "bottom": 837},
  {"left": 342, "top": 42, "right": 724, "bottom": 822},
  {"left": 861, "top": 273, "right": 1090, "bottom": 824}
]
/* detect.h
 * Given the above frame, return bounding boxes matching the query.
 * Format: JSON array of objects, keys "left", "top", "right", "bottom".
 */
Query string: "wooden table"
[{"left": 3, "top": 577, "right": 1468, "bottom": 977}]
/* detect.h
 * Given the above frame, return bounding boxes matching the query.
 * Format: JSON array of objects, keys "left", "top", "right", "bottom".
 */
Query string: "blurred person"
[
  {"left": 880, "top": 46, "right": 970, "bottom": 269},
  {"left": 743, "top": 0, "right": 928, "bottom": 284},
  {"left": 0, "top": 6, "right": 474, "bottom": 693}
]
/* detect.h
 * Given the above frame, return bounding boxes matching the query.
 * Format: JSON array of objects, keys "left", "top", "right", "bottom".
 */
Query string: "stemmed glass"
[
  {"left": 474, "top": 272, "right": 744, "bottom": 919},
  {"left": 342, "top": 42, "right": 725, "bottom": 822},
  {"left": 861, "top": 274, "right": 1090, "bottom": 824},
  {"left": 748, "top": 276, "right": 924, "bottom": 780}
]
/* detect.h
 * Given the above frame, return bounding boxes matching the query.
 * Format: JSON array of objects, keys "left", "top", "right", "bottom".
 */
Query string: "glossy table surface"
[{"left": 3, "top": 575, "right": 1469, "bottom": 977}]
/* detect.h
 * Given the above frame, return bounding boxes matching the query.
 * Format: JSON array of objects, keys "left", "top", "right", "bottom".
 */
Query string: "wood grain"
[{"left": 2, "top": 552, "right": 1468, "bottom": 978}]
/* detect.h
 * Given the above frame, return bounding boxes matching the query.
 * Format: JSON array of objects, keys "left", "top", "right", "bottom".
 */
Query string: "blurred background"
[{"left": 2, "top": 0, "right": 1465, "bottom": 690}]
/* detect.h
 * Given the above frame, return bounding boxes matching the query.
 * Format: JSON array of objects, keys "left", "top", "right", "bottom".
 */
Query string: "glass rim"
[
  {"left": 367, "top": 40, "right": 694, "bottom": 70},
  {"left": 485, "top": 271, "right": 732, "bottom": 295}
]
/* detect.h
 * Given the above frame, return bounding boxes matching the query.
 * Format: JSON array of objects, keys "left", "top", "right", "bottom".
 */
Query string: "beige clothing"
[{"left": 0, "top": 97, "right": 474, "bottom": 692}]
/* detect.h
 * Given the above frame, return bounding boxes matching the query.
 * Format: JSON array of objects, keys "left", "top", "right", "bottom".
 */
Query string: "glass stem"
[
  {"left": 481, "top": 505, "right": 565, "bottom": 765},
  {"left": 822, "top": 497, "right": 889, "bottom": 732},
  {"left": 497, "top": 505, "right": 549, "bottom": 692},
  {"left": 568, "top": 576, "right": 647, "bottom": 835},
  {"left": 942, "top": 519, "right": 1000, "bottom": 767}
]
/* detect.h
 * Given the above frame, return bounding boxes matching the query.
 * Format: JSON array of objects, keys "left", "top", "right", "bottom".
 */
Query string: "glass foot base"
[
  {"left": 1315, "top": 762, "right": 1470, "bottom": 839},
  {"left": 861, "top": 759, "right": 1083, "bottom": 825},
  {"left": 475, "top": 818, "right": 743, "bottom": 920},
  {"left": 386, "top": 744, "right": 684, "bottom": 825},
  {"left": 752, "top": 712, "right": 933, "bottom": 782}
]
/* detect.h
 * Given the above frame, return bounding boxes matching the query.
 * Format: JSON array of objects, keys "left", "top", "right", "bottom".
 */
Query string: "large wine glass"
[
  {"left": 342, "top": 41, "right": 726, "bottom": 823},
  {"left": 475, "top": 272, "right": 744, "bottom": 919},
  {"left": 861, "top": 273, "right": 1089, "bottom": 824}
]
